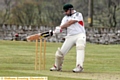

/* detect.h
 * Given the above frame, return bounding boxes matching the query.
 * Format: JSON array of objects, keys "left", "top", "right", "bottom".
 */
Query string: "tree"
[
  {"left": 41, "top": 0, "right": 70, "bottom": 26},
  {"left": 10, "top": 0, "right": 42, "bottom": 25},
  {"left": 1, "top": 0, "right": 120, "bottom": 27},
  {"left": 93, "top": 0, "right": 120, "bottom": 27},
  {"left": 108, "top": 0, "right": 120, "bottom": 27},
  {"left": 0, "top": 0, "right": 11, "bottom": 24}
]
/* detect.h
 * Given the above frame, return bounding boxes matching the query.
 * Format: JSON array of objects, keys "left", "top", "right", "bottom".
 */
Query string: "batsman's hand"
[{"left": 54, "top": 26, "right": 62, "bottom": 34}]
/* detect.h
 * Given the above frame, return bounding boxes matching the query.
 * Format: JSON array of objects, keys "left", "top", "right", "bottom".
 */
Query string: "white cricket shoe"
[
  {"left": 50, "top": 65, "right": 62, "bottom": 71},
  {"left": 72, "top": 65, "right": 83, "bottom": 73}
]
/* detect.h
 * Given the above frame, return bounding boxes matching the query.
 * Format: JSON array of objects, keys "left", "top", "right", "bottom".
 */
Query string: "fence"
[
  {"left": 86, "top": 27, "right": 120, "bottom": 44},
  {"left": 0, "top": 24, "right": 120, "bottom": 44}
]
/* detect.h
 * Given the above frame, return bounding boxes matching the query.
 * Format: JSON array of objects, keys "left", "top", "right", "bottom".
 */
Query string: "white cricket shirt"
[{"left": 60, "top": 10, "right": 85, "bottom": 36}]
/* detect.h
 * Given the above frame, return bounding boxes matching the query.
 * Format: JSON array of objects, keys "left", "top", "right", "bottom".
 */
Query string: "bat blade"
[{"left": 26, "top": 34, "right": 40, "bottom": 41}]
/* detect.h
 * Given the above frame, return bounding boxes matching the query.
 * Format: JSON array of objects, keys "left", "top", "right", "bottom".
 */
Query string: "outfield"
[{"left": 0, "top": 40, "right": 120, "bottom": 80}]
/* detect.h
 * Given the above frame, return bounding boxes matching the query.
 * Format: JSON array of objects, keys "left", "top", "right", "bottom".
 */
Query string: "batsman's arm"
[{"left": 60, "top": 20, "right": 78, "bottom": 29}]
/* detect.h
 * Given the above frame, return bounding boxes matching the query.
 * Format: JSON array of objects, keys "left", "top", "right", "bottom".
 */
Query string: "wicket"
[{"left": 35, "top": 37, "right": 46, "bottom": 70}]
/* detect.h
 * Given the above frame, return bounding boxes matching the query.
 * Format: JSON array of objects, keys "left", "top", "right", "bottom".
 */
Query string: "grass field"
[{"left": 0, "top": 40, "right": 120, "bottom": 80}]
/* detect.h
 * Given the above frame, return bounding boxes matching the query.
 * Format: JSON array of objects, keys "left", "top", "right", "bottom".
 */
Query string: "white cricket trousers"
[{"left": 60, "top": 33, "right": 86, "bottom": 67}]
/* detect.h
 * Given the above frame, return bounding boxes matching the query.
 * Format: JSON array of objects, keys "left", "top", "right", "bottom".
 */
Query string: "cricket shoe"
[
  {"left": 50, "top": 65, "right": 62, "bottom": 71},
  {"left": 72, "top": 64, "right": 83, "bottom": 73}
]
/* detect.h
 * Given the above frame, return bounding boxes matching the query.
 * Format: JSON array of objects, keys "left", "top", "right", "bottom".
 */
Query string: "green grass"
[{"left": 0, "top": 40, "right": 120, "bottom": 80}]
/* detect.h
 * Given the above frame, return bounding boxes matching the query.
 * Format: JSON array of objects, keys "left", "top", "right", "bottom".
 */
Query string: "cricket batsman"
[{"left": 50, "top": 3, "right": 86, "bottom": 73}]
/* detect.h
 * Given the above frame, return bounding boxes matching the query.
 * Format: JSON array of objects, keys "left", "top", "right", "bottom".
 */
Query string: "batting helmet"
[{"left": 63, "top": 3, "right": 74, "bottom": 12}]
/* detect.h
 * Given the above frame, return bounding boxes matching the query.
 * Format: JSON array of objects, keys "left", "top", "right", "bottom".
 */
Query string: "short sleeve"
[{"left": 72, "top": 12, "right": 83, "bottom": 21}]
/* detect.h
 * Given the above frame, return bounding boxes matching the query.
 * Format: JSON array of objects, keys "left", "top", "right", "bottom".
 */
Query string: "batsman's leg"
[
  {"left": 50, "top": 37, "right": 75, "bottom": 71},
  {"left": 50, "top": 48, "right": 63, "bottom": 71},
  {"left": 73, "top": 34, "right": 86, "bottom": 72}
]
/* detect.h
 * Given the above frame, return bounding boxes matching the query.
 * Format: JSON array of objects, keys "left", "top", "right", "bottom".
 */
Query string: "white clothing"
[
  {"left": 60, "top": 10, "right": 86, "bottom": 36},
  {"left": 61, "top": 33, "right": 86, "bottom": 55},
  {"left": 53, "top": 10, "right": 86, "bottom": 69}
]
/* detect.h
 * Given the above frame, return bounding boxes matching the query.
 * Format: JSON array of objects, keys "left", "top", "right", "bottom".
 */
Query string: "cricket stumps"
[{"left": 35, "top": 37, "right": 46, "bottom": 70}]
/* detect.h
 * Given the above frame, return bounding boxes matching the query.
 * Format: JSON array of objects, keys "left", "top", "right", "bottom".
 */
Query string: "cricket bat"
[
  {"left": 26, "top": 30, "right": 53, "bottom": 41},
  {"left": 26, "top": 33, "right": 41, "bottom": 41}
]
